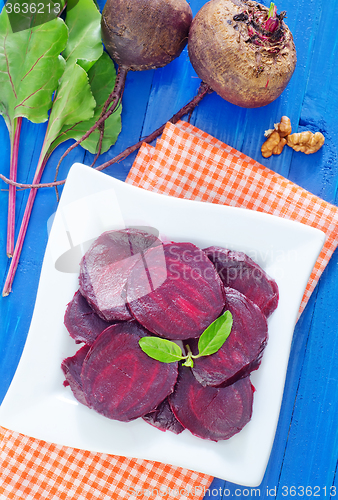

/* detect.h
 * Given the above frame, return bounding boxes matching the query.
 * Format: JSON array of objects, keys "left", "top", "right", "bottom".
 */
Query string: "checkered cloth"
[
  {"left": 0, "top": 427, "right": 211, "bottom": 499},
  {"left": 1, "top": 120, "right": 338, "bottom": 499}
]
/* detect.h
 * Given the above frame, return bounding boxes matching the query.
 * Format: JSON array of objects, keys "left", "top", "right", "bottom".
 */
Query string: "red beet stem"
[
  {"left": 0, "top": 81, "right": 211, "bottom": 191},
  {"left": 234, "top": 2, "right": 285, "bottom": 50},
  {"left": 263, "top": 2, "right": 279, "bottom": 33},
  {"left": 53, "top": 66, "right": 128, "bottom": 184},
  {"left": 2, "top": 154, "right": 48, "bottom": 297},
  {"left": 95, "top": 81, "right": 212, "bottom": 172},
  {"left": 7, "top": 117, "right": 23, "bottom": 258}
]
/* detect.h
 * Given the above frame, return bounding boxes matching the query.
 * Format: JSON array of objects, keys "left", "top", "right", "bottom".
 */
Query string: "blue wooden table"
[{"left": 1, "top": 0, "right": 337, "bottom": 498}]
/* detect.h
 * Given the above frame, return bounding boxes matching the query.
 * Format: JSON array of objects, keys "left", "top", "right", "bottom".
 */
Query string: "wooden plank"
[
  {"left": 273, "top": 0, "right": 338, "bottom": 494},
  {"left": 275, "top": 257, "right": 338, "bottom": 496}
]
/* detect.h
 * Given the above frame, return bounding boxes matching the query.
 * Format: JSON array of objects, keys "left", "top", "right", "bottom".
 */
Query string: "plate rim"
[{"left": 0, "top": 163, "right": 326, "bottom": 487}]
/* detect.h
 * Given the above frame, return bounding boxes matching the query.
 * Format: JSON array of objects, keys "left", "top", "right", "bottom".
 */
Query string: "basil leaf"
[
  {"left": 139, "top": 337, "right": 183, "bottom": 363},
  {"left": 197, "top": 310, "right": 233, "bottom": 357}
]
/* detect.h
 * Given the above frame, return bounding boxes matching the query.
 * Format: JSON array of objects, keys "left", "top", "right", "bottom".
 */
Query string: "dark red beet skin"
[
  {"left": 61, "top": 344, "right": 91, "bottom": 407},
  {"left": 81, "top": 321, "right": 178, "bottom": 422},
  {"left": 190, "top": 287, "right": 268, "bottom": 387},
  {"left": 79, "top": 228, "right": 161, "bottom": 322},
  {"left": 204, "top": 247, "right": 279, "bottom": 317},
  {"left": 169, "top": 367, "right": 254, "bottom": 441},
  {"left": 143, "top": 397, "right": 185, "bottom": 435},
  {"left": 64, "top": 290, "right": 112, "bottom": 345},
  {"left": 127, "top": 242, "right": 225, "bottom": 340},
  {"left": 101, "top": 0, "right": 193, "bottom": 71}
]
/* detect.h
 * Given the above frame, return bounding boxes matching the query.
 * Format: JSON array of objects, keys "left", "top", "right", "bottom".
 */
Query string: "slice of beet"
[
  {"left": 79, "top": 228, "right": 161, "bottom": 322},
  {"left": 64, "top": 290, "right": 112, "bottom": 345},
  {"left": 61, "top": 344, "right": 91, "bottom": 407},
  {"left": 126, "top": 242, "right": 225, "bottom": 340},
  {"left": 169, "top": 366, "right": 254, "bottom": 442},
  {"left": 189, "top": 287, "right": 268, "bottom": 387},
  {"left": 143, "top": 397, "right": 185, "bottom": 434},
  {"left": 81, "top": 321, "right": 178, "bottom": 422},
  {"left": 204, "top": 246, "right": 279, "bottom": 317}
]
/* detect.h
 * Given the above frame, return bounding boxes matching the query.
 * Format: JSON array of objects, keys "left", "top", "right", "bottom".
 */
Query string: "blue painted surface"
[{"left": 1, "top": 0, "right": 337, "bottom": 499}]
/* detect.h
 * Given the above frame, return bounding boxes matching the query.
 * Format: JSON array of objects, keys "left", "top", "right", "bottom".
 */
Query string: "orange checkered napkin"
[
  {"left": 0, "top": 426, "right": 212, "bottom": 499},
  {"left": 127, "top": 120, "right": 338, "bottom": 317}
]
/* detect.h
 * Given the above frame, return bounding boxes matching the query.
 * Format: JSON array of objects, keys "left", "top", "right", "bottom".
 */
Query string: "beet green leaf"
[
  {"left": 2, "top": 0, "right": 105, "bottom": 296},
  {"left": 0, "top": 8, "right": 68, "bottom": 256},
  {"left": 40, "top": 0, "right": 104, "bottom": 160},
  {"left": 42, "top": 60, "right": 96, "bottom": 160},
  {"left": 0, "top": 11, "right": 68, "bottom": 132},
  {"left": 62, "top": 0, "right": 102, "bottom": 72},
  {"left": 49, "top": 52, "right": 121, "bottom": 155},
  {"left": 5, "top": 0, "right": 66, "bottom": 33}
]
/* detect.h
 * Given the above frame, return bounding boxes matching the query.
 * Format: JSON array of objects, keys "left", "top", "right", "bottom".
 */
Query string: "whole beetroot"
[
  {"left": 188, "top": 0, "right": 297, "bottom": 108},
  {"left": 53, "top": 0, "right": 296, "bottom": 178},
  {"left": 54, "top": 0, "right": 193, "bottom": 171},
  {"left": 101, "top": 0, "right": 193, "bottom": 71}
]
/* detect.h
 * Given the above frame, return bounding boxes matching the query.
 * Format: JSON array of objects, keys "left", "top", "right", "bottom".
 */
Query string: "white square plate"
[{"left": 0, "top": 163, "right": 325, "bottom": 486}]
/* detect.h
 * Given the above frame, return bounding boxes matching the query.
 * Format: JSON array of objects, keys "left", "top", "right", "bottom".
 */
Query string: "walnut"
[
  {"left": 261, "top": 116, "right": 325, "bottom": 157},
  {"left": 287, "top": 131, "right": 325, "bottom": 154},
  {"left": 264, "top": 128, "right": 275, "bottom": 138},
  {"left": 272, "top": 137, "right": 287, "bottom": 155},
  {"left": 276, "top": 116, "right": 292, "bottom": 137},
  {"left": 261, "top": 130, "right": 281, "bottom": 158},
  {"left": 262, "top": 116, "right": 291, "bottom": 158}
]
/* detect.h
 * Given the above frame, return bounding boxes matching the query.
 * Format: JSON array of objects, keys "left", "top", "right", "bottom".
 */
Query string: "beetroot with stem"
[
  {"left": 11, "top": 1, "right": 297, "bottom": 194},
  {"left": 0, "top": 2, "right": 296, "bottom": 190},
  {"left": 53, "top": 0, "right": 193, "bottom": 176},
  {"left": 188, "top": 0, "right": 297, "bottom": 108},
  {"left": 53, "top": 0, "right": 296, "bottom": 181}
]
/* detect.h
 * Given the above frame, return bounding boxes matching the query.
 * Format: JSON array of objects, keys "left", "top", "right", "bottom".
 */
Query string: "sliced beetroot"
[
  {"left": 204, "top": 246, "right": 279, "bottom": 317},
  {"left": 64, "top": 290, "right": 112, "bottom": 345},
  {"left": 81, "top": 321, "right": 178, "bottom": 422},
  {"left": 61, "top": 344, "right": 91, "bottom": 407},
  {"left": 143, "top": 397, "right": 185, "bottom": 435},
  {"left": 169, "top": 366, "right": 254, "bottom": 442},
  {"left": 126, "top": 242, "right": 225, "bottom": 340},
  {"left": 79, "top": 228, "right": 161, "bottom": 322},
  {"left": 189, "top": 287, "right": 268, "bottom": 387}
]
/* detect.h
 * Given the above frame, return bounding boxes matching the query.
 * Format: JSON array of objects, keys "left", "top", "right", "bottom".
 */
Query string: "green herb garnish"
[{"left": 139, "top": 311, "right": 233, "bottom": 367}]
